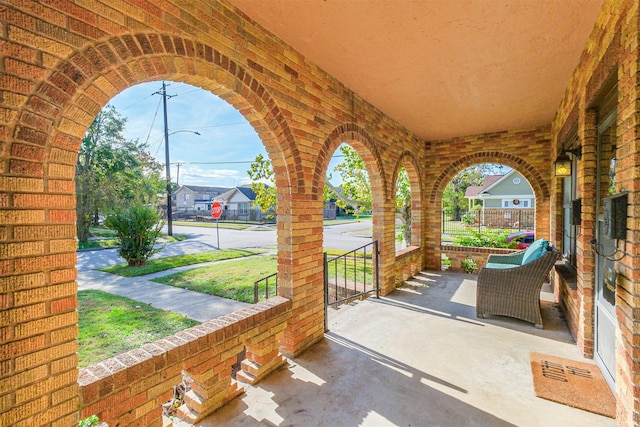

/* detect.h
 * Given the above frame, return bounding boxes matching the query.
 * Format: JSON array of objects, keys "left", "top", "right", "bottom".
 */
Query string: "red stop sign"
[{"left": 211, "top": 201, "right": 223, "bottom": 219}]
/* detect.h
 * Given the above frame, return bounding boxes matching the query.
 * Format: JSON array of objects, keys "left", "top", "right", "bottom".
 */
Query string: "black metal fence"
[
  {"left": 253, "top": 272, "right": 278, "bottom": 304},
  {"left": 442, "top": 209, "right": 534, "bottom": 242},
  {"left": 324, "top": 241, "right": 379, "bottom": 327}
]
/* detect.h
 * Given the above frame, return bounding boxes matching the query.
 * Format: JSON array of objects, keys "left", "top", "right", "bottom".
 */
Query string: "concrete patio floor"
[{"left": 173, "top": 270, "right": 616, "bottom": 427}]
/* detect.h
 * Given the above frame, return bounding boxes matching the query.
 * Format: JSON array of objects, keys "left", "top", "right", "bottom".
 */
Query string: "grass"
[
  {"left": 77, "top": 226, "right": 188, "bottom": 250},
  {"left": 99, "top": 249, "right": 262, "bottom": 277},
  {"left": 77, "top": 290, "right": 199, "bottom": 368},
  {"left": 153, "top": 249, "right": 372, "bottom": 303},
  {"left": 326, "top": 256, "right": 374, "bottom": 282},
  {"left": 153, "top": 255, "right": 278, "bottom": 303},
  {"left": 78, "top": 239, "right": 120, "bottom": 250}
]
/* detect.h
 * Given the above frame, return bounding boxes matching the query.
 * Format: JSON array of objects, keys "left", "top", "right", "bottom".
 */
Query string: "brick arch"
[
  {"left": 312, "top": 122, "right": 387, "bottom": 201},
  {"left": 19, "top": 33, "right": 301, "bottom": 193},
  {"left": 392, "top": 150, "right": 423, "bottom": 246},
  {"left": 429, "top": 151, "right": 549, "bottom": 204},
  {"left": 391, "top": 150, "right": 423, "bottom": 196}
]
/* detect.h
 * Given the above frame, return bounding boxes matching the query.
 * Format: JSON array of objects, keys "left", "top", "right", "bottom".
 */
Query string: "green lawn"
[
  {"left": 99, "top": 249, "right": 262, "bottom": 277},
  {"left": 78, "top": 227, "right": 188, "bottom": 250},
  {"left": 153, "top": 255, "right": 278, "bottom": 303},
  {"left": 78, "top": 290, "right": 199, "bottom": 368}
]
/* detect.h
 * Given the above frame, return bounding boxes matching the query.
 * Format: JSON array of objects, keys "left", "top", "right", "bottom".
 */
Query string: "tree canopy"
[
  {"left": 247, "top": 144, "right": 413, "bottom": 244},
  {"left": 75, "top": 105, "right": 165, "bottom": 242},
  {"left": 442, "top": 164, "right": 508, "bottom": 220}
]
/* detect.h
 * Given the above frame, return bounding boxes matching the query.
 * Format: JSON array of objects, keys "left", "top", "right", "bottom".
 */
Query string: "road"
[
  {"left": 77, "top": 220, "right": 374, "bottom": 270},
  {"left": 168, "top": 221, "right": 373, "bottom": 251}
]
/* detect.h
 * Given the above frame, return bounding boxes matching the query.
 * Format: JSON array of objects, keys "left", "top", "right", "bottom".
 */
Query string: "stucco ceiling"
[{"left": 228, "top": 0, "right": 603, "bottom": 141}]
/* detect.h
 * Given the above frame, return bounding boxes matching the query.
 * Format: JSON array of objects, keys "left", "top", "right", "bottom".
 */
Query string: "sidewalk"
[{"left": 76, "top": 241, "right": 263, "bottom": 322}]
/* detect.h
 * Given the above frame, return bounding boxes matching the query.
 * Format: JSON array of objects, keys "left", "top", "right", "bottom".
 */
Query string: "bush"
[
  {"left": 105, "top": 201, "right": 164, "bottom": 266},
  {"left": 453, "top": 229, "right": 512, "bottom": 248},
  {"left": 461, "top": 256, "right": 479, "bottom": 274}
]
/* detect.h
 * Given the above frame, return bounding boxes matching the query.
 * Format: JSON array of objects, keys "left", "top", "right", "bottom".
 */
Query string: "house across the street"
[
  {"left": 173, "top": 185, "right": 232, "bottom": 215},
  {"left": 464, "top": 170, "right": 535, "bottom": 229},
  {"left": 215, "top": 184, "right": 272, "bottom": 221}
]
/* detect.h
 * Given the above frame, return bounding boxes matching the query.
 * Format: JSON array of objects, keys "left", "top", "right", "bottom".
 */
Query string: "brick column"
[{"left": 278, "top": 198, "right": 326, "bottom": 356}]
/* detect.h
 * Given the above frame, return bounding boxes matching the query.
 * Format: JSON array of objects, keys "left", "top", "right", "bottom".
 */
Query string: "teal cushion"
[
  {"left": 521, "top": 239, "right": 548, "bottom": 264},
  {"left": 485, "top": 262, "right": 519, "bottom": 269}
]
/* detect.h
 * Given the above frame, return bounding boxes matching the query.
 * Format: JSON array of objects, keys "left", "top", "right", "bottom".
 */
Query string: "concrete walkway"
[{"left": 76, "top": 242, "right": 273, "bottom": 322}]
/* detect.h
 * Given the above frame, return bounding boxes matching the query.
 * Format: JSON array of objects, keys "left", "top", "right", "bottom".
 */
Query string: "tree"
[
  {"left": 395, "top": 167, "right": 412, "bottom": 245},
  {"left": 76, "top": 105, "right": 165, "bottom": 242},
  {"left": 248, "top": 145, "right": 413, "bottom": 245},
  {"left": 329, "top": 145, "right": 372, "bottom": 215},
  {"left": 247, "top": 153, "right": 277, "bottom": 218},
  {"left": 104, "top": 201, "right": 164, "bottom": 266},
  {"left": 442, "top": 166, "right": 486, "bottom": 221}
]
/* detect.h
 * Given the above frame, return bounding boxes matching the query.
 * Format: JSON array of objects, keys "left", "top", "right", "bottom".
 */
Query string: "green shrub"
[
  {"left": 79, "top": 415, "right": 100, "bottom": 427},
  {"left": 105, "top": 201, "right": 164, "bottom": 266},
  {"left": 461, "top": 256, "right": 479, "bottom": 274},
  {"left": 453, "top": 229, "right": 512, "bottom": 248}
]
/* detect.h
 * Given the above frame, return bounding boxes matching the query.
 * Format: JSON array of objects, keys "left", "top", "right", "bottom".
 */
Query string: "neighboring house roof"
[
  {"left": 237, "top": 186, "right": 257, "bottom": 200},
  {"left": 465, "top": 175, "right": 504, "bottom": 198},
  {"left": 178, "top": 185, "right": 231, "bottom": 194},
  {"left": 215, "top": 185, "right": 266, "bottom": 203}
]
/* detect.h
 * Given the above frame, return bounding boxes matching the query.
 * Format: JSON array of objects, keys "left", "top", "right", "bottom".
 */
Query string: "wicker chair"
[{"left": 476, "top": 246, "right": 560, "bottom": 328}]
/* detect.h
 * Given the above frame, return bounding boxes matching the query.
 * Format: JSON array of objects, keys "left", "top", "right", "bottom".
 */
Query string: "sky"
[{"left": 108, "top": 81, "right": 343, "bottom": 188}]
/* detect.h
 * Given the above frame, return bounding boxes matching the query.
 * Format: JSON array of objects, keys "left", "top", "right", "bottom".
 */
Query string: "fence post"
[
  {"left": 253, "top": 280, "right": 259, "bottom": 304},
  {"left": 323, "top": 252, "right": 329, "bottom": 332},
  {"left": 375, "top": 240, "right": 380, "bottom": 299}
]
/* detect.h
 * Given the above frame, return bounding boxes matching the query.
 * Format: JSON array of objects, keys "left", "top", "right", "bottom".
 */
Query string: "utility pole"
[
  {"left": 176, "top": 162, "right": 184, "bottom": 186},
  {"left": 155, "top": 81, "right": 176, "bottom": 236}
]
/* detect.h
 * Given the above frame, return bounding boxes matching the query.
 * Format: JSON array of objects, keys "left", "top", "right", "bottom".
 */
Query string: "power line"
[{"left": 170, "top": 160, "right": 256, "bottom": 165}]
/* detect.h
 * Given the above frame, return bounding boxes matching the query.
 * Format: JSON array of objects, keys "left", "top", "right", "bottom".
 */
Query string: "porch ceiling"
[{"left": 228, "top": 0, "right": 603, "bottom": 141}]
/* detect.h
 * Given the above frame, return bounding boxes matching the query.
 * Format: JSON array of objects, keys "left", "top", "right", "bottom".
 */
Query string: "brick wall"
[
  {"left": 78, "top": 297, "right": 291, "bottom": 426},
  {"left": 441, "top": 245, "right": 516, "bottom": 273},
  {"left": 549, "top": 0, "right": 640, "bottom": 424},
  {"left": 0, "top": 0, "right": 632, "bottom": 425}
]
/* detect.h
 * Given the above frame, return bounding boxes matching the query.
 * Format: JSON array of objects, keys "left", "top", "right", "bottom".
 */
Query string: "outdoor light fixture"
[
  {"left": 554, "top": 146, "right": 581, "bottom": 177},
  {"left": 554, "top": 154, "right": 572, "bottom": 177}
]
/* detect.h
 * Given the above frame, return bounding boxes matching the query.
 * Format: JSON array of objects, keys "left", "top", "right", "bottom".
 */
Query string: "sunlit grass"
[
  {"left": 99, "top": 249, "right": 262, "bottom": 277},
  {"left": 153, "top": 255, "right": 278, "bottom": 303},
  {"left": 78, "top": 290, "right": 199, "bottom": 368}
]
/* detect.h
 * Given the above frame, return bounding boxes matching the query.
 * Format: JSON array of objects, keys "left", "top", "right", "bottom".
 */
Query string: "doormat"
[{"left": 530, "top": 352, "right": 615, "bottom": 418}]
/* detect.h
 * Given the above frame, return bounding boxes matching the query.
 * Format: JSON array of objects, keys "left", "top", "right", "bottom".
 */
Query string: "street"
[{"left": 76, "top": 220, "right": 374, "bottom": 270}]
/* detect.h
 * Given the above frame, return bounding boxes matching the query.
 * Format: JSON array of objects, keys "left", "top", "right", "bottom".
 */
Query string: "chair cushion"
[
  {"left": 521, "top": 239, "right": 548, "bottom": 265},
  {"left": 485, "top": 262, "right": 519, "bottom": 269}
]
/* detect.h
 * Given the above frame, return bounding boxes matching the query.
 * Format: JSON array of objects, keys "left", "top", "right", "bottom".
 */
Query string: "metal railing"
[
  {"left": 253, "top": 272, "right": 277, "bottom": 303},
  {"left": 442, "top": 209, "right": 534, "bottom": 243},
  {"left": 324, "top": 241, "right": 379, "bottom": 319}
]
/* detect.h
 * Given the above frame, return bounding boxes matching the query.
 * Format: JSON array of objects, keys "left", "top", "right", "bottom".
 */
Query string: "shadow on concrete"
[{"left": 194, "top": 270, "right": 612, "bottom": 426}]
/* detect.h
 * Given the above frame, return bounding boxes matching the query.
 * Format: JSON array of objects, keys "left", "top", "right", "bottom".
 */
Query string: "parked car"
[{"left": 505, "top": 231, "right": 535, "bottom": 249}]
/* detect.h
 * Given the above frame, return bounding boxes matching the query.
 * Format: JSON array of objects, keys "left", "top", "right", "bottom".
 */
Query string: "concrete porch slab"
[{"left": 174, "top": 270, "right": 616, "bottom": 426}]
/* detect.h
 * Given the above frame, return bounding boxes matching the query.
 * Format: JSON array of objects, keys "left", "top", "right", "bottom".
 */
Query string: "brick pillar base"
[
  {"left": 177, "top": 369, "right": 244, "bottom": 423},
  {"left": 237, "top": 323, "right": 288, "bottom": 384}
]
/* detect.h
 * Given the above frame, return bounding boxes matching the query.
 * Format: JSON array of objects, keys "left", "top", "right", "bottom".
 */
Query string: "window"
[
  {"left": 239, "top": 203, "right": 249, "bottom": 214},
  {"left": 504, "top": 199, "right": 530, "bottom": 208},
  {"left": 561, "top": 136, "right": 579, "bottom": 268}
]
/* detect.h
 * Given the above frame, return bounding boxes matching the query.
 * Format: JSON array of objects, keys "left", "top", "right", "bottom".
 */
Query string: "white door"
[{"left": 594, "top": 110, "right": 617, "bottom": 391}]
